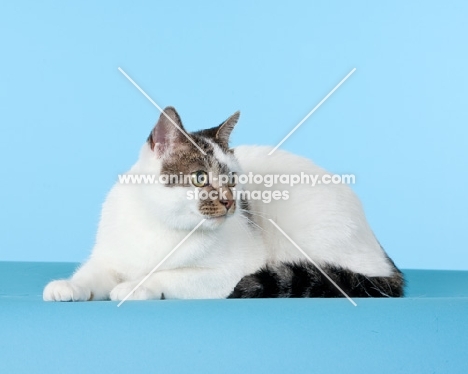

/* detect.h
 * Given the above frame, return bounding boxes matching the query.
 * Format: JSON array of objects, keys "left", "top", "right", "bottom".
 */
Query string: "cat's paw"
[
  {"left": 43, "top": 280, "right": 91, "bottom": 302},
  {"left": 110, "top": 281, "right": 158, "bottom": 301}
]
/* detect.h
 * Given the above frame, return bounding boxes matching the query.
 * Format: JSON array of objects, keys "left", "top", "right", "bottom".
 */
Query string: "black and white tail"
[{"left": 228, "top": 261, "right": 404, "bottom": 299}]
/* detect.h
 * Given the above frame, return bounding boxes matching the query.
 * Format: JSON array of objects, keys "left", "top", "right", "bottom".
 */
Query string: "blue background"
[{"left": 0, "top": 1, "right": 467, "bottom": 269}]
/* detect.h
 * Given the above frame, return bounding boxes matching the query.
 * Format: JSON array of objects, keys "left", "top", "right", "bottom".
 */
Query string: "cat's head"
[{"left": 138, "top": 107, "right": 245, "bottom": 230}]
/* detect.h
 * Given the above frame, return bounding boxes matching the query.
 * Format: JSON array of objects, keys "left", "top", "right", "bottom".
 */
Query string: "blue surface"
[
  {"left": 0, "top": 2, "right": 467, "bottom": 270},
  {"left": 1, "top": 262, "right": 467, "bottom": 373}
]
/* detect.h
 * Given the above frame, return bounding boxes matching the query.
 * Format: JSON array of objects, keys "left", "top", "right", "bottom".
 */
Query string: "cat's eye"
[
  {"left": 191, "top": 170, "right": 209, "bottom": 187},
  {"left": 228, "top": 172, "right": 237, "bottom": 187}
]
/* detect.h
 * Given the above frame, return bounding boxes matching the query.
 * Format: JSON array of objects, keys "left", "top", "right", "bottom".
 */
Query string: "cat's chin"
[
  {"left": 202, "top": 215, "right": 229, "bottom": 229},
  {"left": 167, "top": 213, "right": 229, "bottom": 231}
]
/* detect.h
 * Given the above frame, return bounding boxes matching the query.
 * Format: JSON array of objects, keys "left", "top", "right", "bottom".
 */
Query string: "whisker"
[
  {"left": 236, "top": 213, "right": 265, "bottom": 232},
  {"left": 233, "top": 215, "right": 256, "bottom": 240},
  {"left": 239, "top": 209, "right": 269, "bottom": 220}
]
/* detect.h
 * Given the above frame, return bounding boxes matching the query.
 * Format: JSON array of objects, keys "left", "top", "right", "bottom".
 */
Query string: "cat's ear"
[
  {"left": 215, "top": 111, "right": 240, "bottom": 148},
  {"left": 148, "top": 107, "right": 187, "bottom": 157}
]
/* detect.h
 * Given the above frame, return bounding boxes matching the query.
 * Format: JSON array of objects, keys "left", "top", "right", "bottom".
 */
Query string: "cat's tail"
[{"left": 228, "top": 261, "right": 404, "bottom": 298}]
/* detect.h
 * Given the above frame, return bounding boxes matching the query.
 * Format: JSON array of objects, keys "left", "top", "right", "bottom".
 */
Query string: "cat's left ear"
[{"left": 215, "top": 111, "right": 240, "bottom": 148}]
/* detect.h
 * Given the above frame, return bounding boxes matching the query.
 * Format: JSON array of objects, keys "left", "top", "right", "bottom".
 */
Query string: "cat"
[{"left": 43, "top": 107, "right": 403, "bottom": 302}]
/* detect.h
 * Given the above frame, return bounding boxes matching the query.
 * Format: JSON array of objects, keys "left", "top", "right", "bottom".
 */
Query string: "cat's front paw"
[
  {"left": 110, "top": 281, "right": 161, "bottom": 301},
  {"left": 43, "top": 280, "right": 91, "bottom": 302}
]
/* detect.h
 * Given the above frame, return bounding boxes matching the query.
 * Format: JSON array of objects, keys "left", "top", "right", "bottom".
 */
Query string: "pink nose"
[{"left": 220, "top": 199, "right": 234, "bottom": 211}]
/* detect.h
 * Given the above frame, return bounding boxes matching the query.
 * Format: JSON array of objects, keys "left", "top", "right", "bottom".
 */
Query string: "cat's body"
[{"left": 43, "top": 108, "right": 403, "bottom": 302}]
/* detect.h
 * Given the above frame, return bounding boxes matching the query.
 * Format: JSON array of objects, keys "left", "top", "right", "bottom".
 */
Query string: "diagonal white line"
[
  {"left": 268, "top": 68, "right": 356, "bottom": 155},
  {"left": 118, "top": 67, "right": 207, "bottom": 155},
  {"left": 117, "top": 219, "right": 206, "bottom": 307},
  {"left": 268, "top": 219, "right": 357, "bottom": 306}
]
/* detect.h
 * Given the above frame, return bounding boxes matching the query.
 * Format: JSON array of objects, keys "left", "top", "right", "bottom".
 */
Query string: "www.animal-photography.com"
[{"left": 1, "top": 2, "right": 467, "bottom": 373}]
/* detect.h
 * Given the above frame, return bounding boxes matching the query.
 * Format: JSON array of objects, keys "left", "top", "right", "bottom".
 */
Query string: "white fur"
[
  {"left": 234, "top": 145, "right": 393, "bottom": 277},
  {"left": 43, "top": 143, "right": 393, "bottom": 302}
]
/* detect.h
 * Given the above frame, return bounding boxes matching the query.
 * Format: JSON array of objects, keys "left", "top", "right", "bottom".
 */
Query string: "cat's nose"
[{"left": 220, "top": 199, "right": 234, "bottom": 211}]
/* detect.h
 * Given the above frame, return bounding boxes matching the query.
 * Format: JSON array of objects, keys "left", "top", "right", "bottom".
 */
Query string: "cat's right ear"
[
  {"left": 148, "top": 107, "right": 186, "bottom": 157},
  {"left": 215, "top": 111, "right": 240, "bottom": 148}
]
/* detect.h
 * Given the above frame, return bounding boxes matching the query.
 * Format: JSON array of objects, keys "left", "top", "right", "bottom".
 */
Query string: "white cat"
[{"left": 43, "top": 107, "right": 403, "bottom": 302}]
